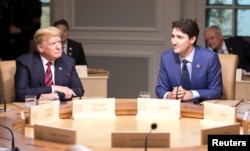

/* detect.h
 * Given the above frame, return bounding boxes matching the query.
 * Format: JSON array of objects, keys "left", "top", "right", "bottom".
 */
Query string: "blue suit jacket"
[
  {"left": 14, "top": 51, "right": 84, "bottom": 102},
  {"left": 155, "top": 46, "right": 222, "bottom": 100}
]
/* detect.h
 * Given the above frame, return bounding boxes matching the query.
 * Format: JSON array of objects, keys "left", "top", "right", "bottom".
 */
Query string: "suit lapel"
[
  {"left": 33, "top": 52, "right": 46, "bottom": 85},
  {"left": 54, "top": 58, "right": 64, "bottom": 85},
  {"left": 173, "top": 52, "right": 182, "bottom": 85},
  {"left": 191, "top": 47, "right": 202, "bottom": 88}
]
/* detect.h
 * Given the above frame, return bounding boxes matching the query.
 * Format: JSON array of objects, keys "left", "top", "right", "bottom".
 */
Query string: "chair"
[
  {"left": 0, "top": 60, "right": 16, "bottom": 103},
  {"left": 218, "top": 54, "right": 239, "bottom": 100}
]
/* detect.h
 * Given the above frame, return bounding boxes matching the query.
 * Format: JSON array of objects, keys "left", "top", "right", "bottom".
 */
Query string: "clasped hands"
[
  {"left": 38, "top": 85, "right": 76, "bottom": 101},
  {"left": 167, "top": 86, "right": 193, "bottom": 101}
]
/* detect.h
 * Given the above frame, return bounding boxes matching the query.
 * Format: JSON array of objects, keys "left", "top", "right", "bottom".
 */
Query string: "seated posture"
[
  {"left": 54, "top": 19, "right": 88, "bottom": 65},
  {"left": 14, "top": 26, "right": 84, "bottom": 102},
  {"left": 155, "top": 18, "right": 222, "bottom": 103},
  {"left": 204, "top": 25, "right": 250, "bottom": 72}
]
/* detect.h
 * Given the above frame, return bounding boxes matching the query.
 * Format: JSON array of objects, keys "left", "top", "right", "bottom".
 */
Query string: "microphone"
[
  {"left": 144, "top": 123, "right": 157, "bottom": 151},
  {"left": 0, "top": 124, "right": 20, "bottom": 151},
  {"left": 0, "top": 94, "right": 7, "bottom": 112}
]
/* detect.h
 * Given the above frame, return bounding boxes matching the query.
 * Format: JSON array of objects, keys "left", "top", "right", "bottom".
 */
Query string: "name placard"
[
  {"left": 29, "top": 101, "right": 60, "bottom": 126},
  {"left": 203, "top": 102, "right": 236, "bottom": 124},
  {"left": 201, "top": 123, "right": 240, "bottom": 145},
  {"left": 75, "top": 65, "right": 88, "bottom": 78},
  {"left": 72, "top": 98, "right": 116, "bottom": 120},
  {"left": 136, "top": 98, "right": 180, "bottom": 119},
  {"left": 111, "top": 132, "right": 170, "bottom": 148},
  {"left": 34, "top": 123, "right": 76, "bottom": 144}
]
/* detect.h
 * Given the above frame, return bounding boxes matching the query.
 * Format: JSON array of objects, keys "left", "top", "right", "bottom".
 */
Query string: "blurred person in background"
[
  {"left": 204, "top": 25, "right": 250, "bottom": 72},
  {"left": 54, "top": 19, "right": 88, "bottom": 65},
  {"left": 0, "top": 0, "right": 41, "bottom": 60}
]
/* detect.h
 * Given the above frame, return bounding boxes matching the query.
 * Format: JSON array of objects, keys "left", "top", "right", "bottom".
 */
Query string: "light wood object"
[
  {"left": 1, "top": 103, "right": 208, "bottom": 151},
  {"left": 242, "top": 112, "right": 249, "bottom": 134},
  {"left": 0, "top": 99, "right": 245, "bottom": 151},
  {"left": 81, "top": 75, "right": 108, "bottom": 98},
  {"left": 218, "top": 54, "right": 238, "bottom": 100},
  {"left": 235, "top": 68, "right": 250, "bottom": 101},
  {"left": 0, "top": 60, "right": 16, "bottom": 103},
  {"left": 111, "top": 132, "right": 170, "bottom": 148}
]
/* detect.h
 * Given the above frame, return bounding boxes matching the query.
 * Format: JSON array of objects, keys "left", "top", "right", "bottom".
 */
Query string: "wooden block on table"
[
  {"left": 29, "top": 101, "right": 60, "bottom": 126},
  {"left": 34, "top": 123, "right": 77, "bottom": 144},
  {"left": 111, "top": 132, "right": 170, "bottom": 148},
  {"left": 115, "top": 99, "right": 137, "bottom": 115},
  {"left": 216, "top": 100, "right": 243, "bottom": 107},
  {"left": 243, "top": 112, "right": 249, "bottom": 134},
  {"left": 201, "top": 123, "right": 240, "bottom": 145},
  {"left": 136, "top": 98, "right": 180, "bottom": 119},
  {"left": 87, "top": 68, "right": 109, "bottom": 76},
  {"left": 203, "top": 102, "right": 236, "bottom": 124},
  {"left": 236, "top": 103, "right": 250, "bottom": 128},
  {"left": 59, "top": 101, "right": 72, "bottom": 119},
  {"left": 72, "top": 98, "right": 116, "bottom": 120},
  {"left": 75, "top": 65, "right": 88, "bottom": 78},
  {"left": 181, "top": 103, "right": 204, "bottom": 118}
]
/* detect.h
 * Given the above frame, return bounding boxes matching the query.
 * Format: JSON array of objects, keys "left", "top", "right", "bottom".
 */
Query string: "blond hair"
[{"left": 33, "top": 26, "right": 61, "bottom": 46}]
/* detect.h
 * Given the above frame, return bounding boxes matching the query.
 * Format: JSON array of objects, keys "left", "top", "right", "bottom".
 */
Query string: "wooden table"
[{"left": 2, "top": 99, "right": 245, "bottom": 151}]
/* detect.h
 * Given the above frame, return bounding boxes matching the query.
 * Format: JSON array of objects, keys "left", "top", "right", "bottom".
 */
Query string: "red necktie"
[{"left": 45, "top": 62, "right": 53, "bottom": 86}]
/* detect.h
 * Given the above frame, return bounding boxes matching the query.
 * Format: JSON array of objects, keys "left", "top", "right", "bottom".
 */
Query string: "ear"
[
  {"left": 37, "top": 44, "right": 44, "bottom": 53},
  {"left": 190, "top": 36, "right": 196, "bottom": 45}
]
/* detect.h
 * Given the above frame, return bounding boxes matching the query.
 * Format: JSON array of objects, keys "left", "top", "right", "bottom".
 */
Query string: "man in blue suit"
[
  {"left": 155, "top": 18, "right": 222, "bottom": 102},
  {"left": 14, "top": 26, "right": 84, "bottom": 102}
]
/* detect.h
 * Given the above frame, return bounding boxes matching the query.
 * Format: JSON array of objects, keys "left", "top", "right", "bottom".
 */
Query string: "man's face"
[
  {"left": 171, "top": 27, "right": 195, "bottom": 57},
  {"left": 55, "top": 24, "right": 69, "bottom": 44},
  {"left": 204, "top": 28, "right": 223, "bottom": 50},
  {"left": 38, "top": 35, "right": 62, "bottom": 61}
]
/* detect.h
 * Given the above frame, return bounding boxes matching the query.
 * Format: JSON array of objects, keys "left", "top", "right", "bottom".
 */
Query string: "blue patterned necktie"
[{"left": 180, "top": 59, "right": 191, "bottom": 90}]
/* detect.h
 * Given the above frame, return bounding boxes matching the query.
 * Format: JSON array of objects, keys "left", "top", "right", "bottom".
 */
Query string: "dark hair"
[
  {"left": 172, "top": 18, "right": 200, "bottom": 45},
  {"left": 53, "top": 19, "right": 69, "bottom": 30}
]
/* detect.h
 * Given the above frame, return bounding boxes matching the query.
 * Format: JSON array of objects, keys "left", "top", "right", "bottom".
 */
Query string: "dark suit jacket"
[
  {"left": 224, "top": 37, "right": 250, "bottom": 72},
  {"left": 14, "top": 51, "right": 84, "bottom": 102},
  {"left": 66, "top": 39, "right": 87, "bottom": 65},
  {"left": 155, "top": 46, "right": 222, "bottom": 100}
]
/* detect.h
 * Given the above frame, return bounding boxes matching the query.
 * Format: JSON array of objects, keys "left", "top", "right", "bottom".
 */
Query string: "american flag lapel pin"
[
  {"left": 59, "top": 67, "right": 62, "bottom": 70},
  {"left": 196, "top": 64, "right": 200, "bottom": 69}
]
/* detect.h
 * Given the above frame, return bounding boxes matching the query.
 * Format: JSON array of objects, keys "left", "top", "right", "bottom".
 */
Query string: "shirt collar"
[
  {"left": 40, "top": 55, "right": 55, "bottom": 66},
  {"left": 179, "top": 47, "right": 195, "bottom": 63},
  {"left": 222, "top": 41, "right": 227, "bottom": 51}
]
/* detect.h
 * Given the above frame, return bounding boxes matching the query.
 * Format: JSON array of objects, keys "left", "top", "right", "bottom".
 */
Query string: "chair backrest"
[
  {"left": 218, "top": 54, "right": 238, "bottom": 100},
  {"left": 0, "top": 60, "right": 16, "bottom": 103}
]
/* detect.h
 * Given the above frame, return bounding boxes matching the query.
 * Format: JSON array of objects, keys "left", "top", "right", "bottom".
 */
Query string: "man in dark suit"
[
  {"left": 155, "top": 19, "right": 222, "bottom": 102},
  {"left": 53, "top": 19, "right": 88, "bottom": 65},
  {"left": 204, "top": 25, "right": 250, "bottom": 72},
  {"left": 14, "top": 26, "right": 84, "bottom": 102}
]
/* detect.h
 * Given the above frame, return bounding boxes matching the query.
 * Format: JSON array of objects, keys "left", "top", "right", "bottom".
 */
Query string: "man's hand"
[
  {"left": 54, "top": 85, "right": 76, "bottom": 99},
  {"left": 167, "top": 86, "right": 193, "bottom": 100},
  {"left": 38, "top": 92, "right": 58, "bottom": 101},
  {"left": 9, "top": 26, "right": 21, "bottom": 34}
]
